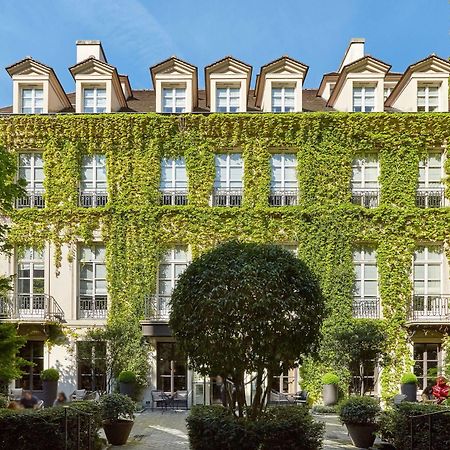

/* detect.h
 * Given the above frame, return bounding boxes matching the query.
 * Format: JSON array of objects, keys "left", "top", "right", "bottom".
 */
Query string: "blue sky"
[{"left": 0, "top": 0, "right": 448, "bottom": 106}]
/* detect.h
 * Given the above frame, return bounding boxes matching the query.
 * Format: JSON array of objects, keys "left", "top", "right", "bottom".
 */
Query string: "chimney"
[
  {"left": 76, "top": 40, "right": 107, "bottom": 63},
  {"left": 338, "top": 38, "right": 365, "bottom": 72}
]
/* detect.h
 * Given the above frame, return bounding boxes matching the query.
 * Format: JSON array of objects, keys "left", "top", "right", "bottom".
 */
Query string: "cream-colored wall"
[
  {"left": 209, "top": 73, "right": 248, "bottom": 112},
  {"left": 260, "top": 75, "right": 303, "bottom": 112}
]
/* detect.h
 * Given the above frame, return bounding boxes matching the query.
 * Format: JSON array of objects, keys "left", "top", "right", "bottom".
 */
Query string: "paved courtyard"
[{"left": 110, "top": 410, "right": 381, "bottom": 449}]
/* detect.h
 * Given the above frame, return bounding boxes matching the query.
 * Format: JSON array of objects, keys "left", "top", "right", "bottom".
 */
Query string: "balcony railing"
[
  {"left": 416, "top": 188, "right": 445, "bottom": 208},
  {"left": 0, "top": 293, "right": 64, "bottom": 322},
  {"left": 16, "top": 190, "right": 45, "bottom": 209},
  {"left": 408, "top": 295, "right": 450, "bottom": 323},
  {"left": 269, "top": 189, "right": 298, "bottom": 207},
  {"left": 212, "top": 189, "right": 242, "bottom": 207},
  {"left": 352, "top": 297, "right": 381, "bottom": 319},
  {"left": 144, "top": 295, "right": 171, "bottom": 321},
  {"left": 79, "top": 191, "right": 108, "bottom": 207},
  {"left": 160, "top": 190, "right": 188, "bottom": 206},
  {"left": 78, "top": 295, "right": 107, "bottom": 319},
  {"left": 351, "top": 189, "right": 379, "bottom": 208}
]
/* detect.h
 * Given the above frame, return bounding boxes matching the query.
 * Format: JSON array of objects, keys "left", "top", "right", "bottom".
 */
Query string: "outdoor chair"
[
  {"left": 294, "top": 390, "right": 309, "bottom": 406},
  {"left": 151, "top": 390, "right": 169, "bottom": 411},
  {"left": 172, "top": 390, "right": 188, "bottom": 410},
  {"left": 9, "top": 388, "right": 23, "bottom": 401},
  {"left": 267, "top": 389, "right": 294, "bottom": 406},
  {"left": 71, "top": 389, "right": 87, "bottom": 401}
]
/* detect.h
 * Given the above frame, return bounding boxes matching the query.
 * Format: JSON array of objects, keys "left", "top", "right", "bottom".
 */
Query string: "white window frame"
[
  {"left": 214, "top": 153, "right": 243, "bottom": 190},
  {"left": 418, "top": 152, "right": 444, "bottom": 190},
  {"left": 353, "top": 85, "right": 375, "bottom": 112},
  {"left": 351, "top": 154, "right": 379, "bottom": 191},
  {"left": 83, "top": 87, "right": 107, "bottom": 113},
  {"left": 353, "top": 247, "right": 378, "bottom": 300},
  {"left": 271, "top": 86, "right": 295, "bottom": 112},
  {"left": 417, "top": 85, "right": 440, "bottom": 112},
  {"left": 17, "top": 248, "right": 45, "bottom": 296},
  {"left": 383, "top": 86, "right": 393, "bottom": 102},
  {"left": 18, "top": 153, "right": 44, "bottom": 192},
  {"left": 160, "top": 158, "right": 188, "bottom": 191},
  {"left": 216, "top": 86, "right": 240, "bottom": 113},
  {"left": 413, "top": 246, "right": 444, "bottom": 297},
  {"left": 162, "top": 86, "right": 186, "bottom": 113},
  {"left": 20, "top": 87, "right": 44, "bottom": 114},
  {"left": 81, "top": 155, "right": 107, "bottom": 192},
  {"left": 270, "top": 153, "right": 298, "bottom": 191}
]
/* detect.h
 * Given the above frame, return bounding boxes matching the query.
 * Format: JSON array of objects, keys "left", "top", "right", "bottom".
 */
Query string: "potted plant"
[
  {"left": 338, "top": 396, "right": 380, "bottom": 448},
  {"left": 41, "top": 368, "right": 59, "bottom": 407},
  {"left": 118, "top": 370, "right": 136, "bottom": 399},
  {"left": 100, "top": 393, "right": 135, "bottom": 446},
  {"left": 322, "top": 372, "right": 339, "bottom": 406},
  {"left": 400, "top": 372, "right": 418, "bottom": 402}
]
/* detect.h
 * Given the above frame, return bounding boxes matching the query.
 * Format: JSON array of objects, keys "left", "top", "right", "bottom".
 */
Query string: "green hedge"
[
  {"left": 186, "top": 405, "right": 324, "bottom": 450},
  {"left": 0, "top": 401, "right": 102, "bottom": 450}
]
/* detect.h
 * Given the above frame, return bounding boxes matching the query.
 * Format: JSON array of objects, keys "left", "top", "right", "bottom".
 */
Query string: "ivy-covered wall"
[{"left": 0, "top": 112, "right": 450, "bottom": 399}]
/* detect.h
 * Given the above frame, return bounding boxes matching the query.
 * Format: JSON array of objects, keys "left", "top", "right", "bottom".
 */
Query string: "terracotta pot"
[
  {"left": 345, "top": 422, "right": 378, "bottom": 448},
  {"left": 323, "top": 384, "right": 338, "bottom": 406},
  {"left": 103, "top": 419, "right": 134, "bottom": 446},
  {"left": 401, "top": 383, "right": 417, "bottom": 402}
]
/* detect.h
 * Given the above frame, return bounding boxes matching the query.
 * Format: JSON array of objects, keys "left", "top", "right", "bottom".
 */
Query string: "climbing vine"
[{"left": 0, "top": 112, "right": 449, "bottom": 397}]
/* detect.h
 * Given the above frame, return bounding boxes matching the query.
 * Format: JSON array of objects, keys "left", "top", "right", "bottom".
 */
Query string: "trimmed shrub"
[
  {"left": 338, "top": 396, "right": 380, "bottom": 425},
  {"left": 0, "top": 394, "right": 8, "bottom": 408},
  {"left": 0, "top": 401, "right": 102, "bottom": 450},
  {"left": 186, "top": 405, "right": 324, "bottom": 450},
  {"left": 40, "top": 368, "right": 60, "bottom": 381},
  {"left": 100, "top": 393, "right": 135, "bottom": 421},
  {"left": 400, "top": 372, "right": 418, "bottom": 384},
  {"left": 322, "top": 373, "right": 339, "bottom": 385},
  {"left": 379, "top": 402, "right": 450, "bottom": 450},
  {"left": 118, "top": 370, "right": 136, "bottom": 384},
  {"left": 311, "top": 405, "right": 337, "bottom": 414}
]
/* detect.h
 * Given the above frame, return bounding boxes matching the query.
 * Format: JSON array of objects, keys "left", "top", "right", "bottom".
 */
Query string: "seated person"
[
  {"left": 53, "top": 392, "right": 68, "bottom": 406},
  {"left": 421, "top": 383, "right": 435, "bottom": 402},
  {"left": 19, "top": 391, "right": 39, "bottom": 409},
  {"left": 432, "top": 376, "right": 450, "bottom": 404}
]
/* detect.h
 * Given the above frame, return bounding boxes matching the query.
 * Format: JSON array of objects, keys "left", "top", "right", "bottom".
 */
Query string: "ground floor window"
[
  {"left": 16, "top": 340, "right": 44, "bottom": 390},
  {"left": 77, "top": 341, "right": 106, "bottom": 391},
  {"left": 350, "top": 360, "right": 377, "bottom": 395},
  {"left": 414, "top": 342, "right": 441, "bottom": 390},
  {"left": 156, "top": 342, "right": 187, "bottom": 393},
  {"left": 271, "top": 368, "right": 297, "bottom": 394}
]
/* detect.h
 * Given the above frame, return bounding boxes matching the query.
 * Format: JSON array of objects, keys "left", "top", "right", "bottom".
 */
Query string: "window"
[
  {"left": 353, "top": 86, "right": 375, "bottom": 112},
  {"left": 17, "top": 153, "right": 44, "bottom": 208},
  {"left": 271, "top": 368, "right": 297, "bottom": 395},
  {"left": 156, "top": 342, "right": 187, "bottom": 392},
  {"left": 271, "top": 87, "right": 295, "bottom": 112},
  {"left": 417, "top": 152, "right": 444, "bottom": 208},
  {"left": 353, "top": 247, "right": 379, "bottom": 318},
  {"left": 162, "top": 87, "right": 186, "bottom": 113},
  {"left": 383, "top": 86, "right": 394, "bottom": 101},
  {"left": 77, "top": 341, "right": 107, "bottom": 391},
  {"left": 21, "top": 87, "right": 43, "bottom": 114},
  {"left": 80, "top": 155, "right": 107, "bottom": 207},
  {"left": 280, "top": 244, "right": 298, "bottom": 255},
  {"left": 350, "top": 359, "right": 378, "bottom": 396},
  {"left": 16, "top": 341, "right": 44, "bottom": 390},
  {"left": 17, "top": 248, "right": 45, "bottom": 317},
  {"left": 269, "top": 153, "right": 298, "bottom": 206},
  {"left": 414, "top": 343, "right": 441, "bottom": 390},
  {"left": 156, "top": 246, "right": 188, "bottom": 318},
  {"left": 83, "top": 87, "right": 107, "bottom": 113},
  {"left": 160, "top": 158, "right": 188, "bottom": 205},
  {"left": 216, "top": 87, "right": 240, "bottom": 112},
  {"left": 79, "top": 244, "right": 107, "bottom": 319},
  {"left": 417, "top": 85, "right": 439, "bottom": 112},
  {"left": 351, "top": 154, "right": 379, "bottom": 207},
  {"left": 213, "top": 153, "right": 243, "bottom": 206}
]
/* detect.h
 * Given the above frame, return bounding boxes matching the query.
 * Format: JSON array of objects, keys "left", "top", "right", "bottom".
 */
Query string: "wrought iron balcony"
[
  {"left": 144, "top": 295, "right": 171, "bottom": 321},
  {"left": 160, "top": 190, "right": 188, "bottom": 206},
  {"left": 351, "top": 189, "right": 379, "bottom": 208},
  {"left": 0, "top": 293, "right": 64, "bottom": 322},
  {"left": 352, "top": 297, "right": 381, "bottom": 319},
  {"left": 78, "top": 295, "right": 107, "bottom": 319},
  {"left": 79, "top": 191, "right": 108, "bottom": 207},
  {"left": 16, "top": 190, "right": 45, "bottom": 209},
  {"left": 212, "top": 189, "right": 242, "bottom": 207},
  {"left": 416, "top": 188, "right": 445, "bottom": 208},
  {"left": 408, "top": 295, "right": 450, "bottom": 323},
  {"left": 269, "top": 189, "right": 298, "bottom": 207}
]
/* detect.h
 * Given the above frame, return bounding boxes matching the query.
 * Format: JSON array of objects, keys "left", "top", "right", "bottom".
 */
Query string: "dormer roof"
[
  {"left": 326, "top": 56, "right": 391, "bottom": 107},
  {"left": 254, "top": 56, "right": 308, "bottom": 107}
]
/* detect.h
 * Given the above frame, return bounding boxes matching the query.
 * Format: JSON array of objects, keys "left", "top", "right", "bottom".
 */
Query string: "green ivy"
[{"left": 1, "top": 112, "right": 450, "bottom": 398}]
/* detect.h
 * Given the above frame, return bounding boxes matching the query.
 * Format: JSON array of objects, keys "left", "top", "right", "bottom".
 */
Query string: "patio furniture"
[
  {"left": 268, "top": 389, "right": 295, "bottom": 406},
  {"left": 9, "top": 388, "right": 23, "bottom": 401},
  {"left": 172, "top": 390, "right": 188, "bottom": 410},
  {"left": 151, "top": 390, "right": 169, "bottom": 411},
  {"left": 293, "top": 390, "right": 309, "bottom": 405},
  {"left": 71, "top": 389, "right": 87, "bottom": 401}
]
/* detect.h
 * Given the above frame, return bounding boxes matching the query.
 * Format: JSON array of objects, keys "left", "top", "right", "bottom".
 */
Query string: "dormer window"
[
  {"left": 216, "top": 86, "right": 240, "bottom": 112},
  {"left": 21, "top": 87, "right": 43, "bottom": 114},
  {"left": 83, "top": 87, "right": 107, "bottom": 113},
  {"left": 417, "top": 85, "right": 439, "bottom": 112},
  {"left": 162, "top": 87, "right": 186, "bottom": 113},
  {"left": 353, "top": 86, "right": 375, "bottom": 112},
  {"left": 272, "top": 86, "right": 295, "bottom": 112}
]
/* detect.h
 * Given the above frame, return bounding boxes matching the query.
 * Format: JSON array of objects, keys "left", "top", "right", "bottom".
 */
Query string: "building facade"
[{"left": 0, "top": 39, "right": 450, "bottom": 405}]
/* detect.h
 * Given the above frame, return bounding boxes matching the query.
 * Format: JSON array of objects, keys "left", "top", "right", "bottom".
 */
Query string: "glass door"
[{"left": 156, "top": 342, "right": 187, "bottom": 394}]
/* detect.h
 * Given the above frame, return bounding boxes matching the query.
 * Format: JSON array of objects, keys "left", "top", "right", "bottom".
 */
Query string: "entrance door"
[
  {"left": 414, "top": 342, "right": 441, "bottom": 390},
  {"left": 156, "top": 342, "right": 187, "bottom": 393}
]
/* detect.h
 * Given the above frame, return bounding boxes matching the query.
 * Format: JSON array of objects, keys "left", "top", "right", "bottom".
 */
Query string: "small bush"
[
  {"left": 311, "top": 404, "right": 337, "bottom": 414},
  {"left": 118, "top": 370, "right": 136, "bottom": 384},
  {"left": 321, "top": 372, "right": 339, "bottom": 385},
  {"left": 100, "top": 393, "right": 134, "bottom": 421},
  {"left": 337, "top": 396, "right": 380, "bottom": 425},
  {"left": 40, "top": 368, "right": 60, "bottom": 381},
  {"left": 0, "top": 394, "right": 8, "bottom": 408},
  {"left": 400, "top": 372, "right": 418, "bottom": 385}
]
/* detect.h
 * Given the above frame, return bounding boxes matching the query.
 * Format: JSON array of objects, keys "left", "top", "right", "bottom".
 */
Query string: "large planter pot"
[
  {"left": 119, "top": 382, "right": 136, "bottom": 399},
  {"left": 345, "top": 423, "right": 378, "bottom": 449},
  {"left": 42, "top": 380, "right": 58, "bottom": 407},
  {"left": 401, "top": 383, "right": 417, "bottom": 402},
  {"left": 323, "top": 384, "right": 338, "bottom": 406},
  {"left": 103, "top": 419, "right": 134, "bottom": 446}
]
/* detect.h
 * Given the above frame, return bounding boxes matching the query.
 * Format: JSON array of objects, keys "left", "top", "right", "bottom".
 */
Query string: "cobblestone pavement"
[{"left": 111, "top": 410, "right": 379, "bottom": 449}]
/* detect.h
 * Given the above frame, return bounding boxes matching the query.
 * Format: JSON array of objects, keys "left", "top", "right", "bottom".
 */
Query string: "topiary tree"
[{"left": 170, "top": 241, "right": 324, "bottom": 418}]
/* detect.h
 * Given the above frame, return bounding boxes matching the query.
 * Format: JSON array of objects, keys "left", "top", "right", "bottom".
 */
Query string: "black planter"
[
  {"left": 42, "top": 380, "right": 58, "bottom": 407},
  {"left": 345, "top": 423, "right": 378, "bottom": 448},
  {"left": 323, "top": 384, "right": 338, "bottom": 406},
  {"left": 103, "top": 419, "right": 134, "bottom": 445},
  {"left": 401, "top": 383, "right": 417, "bottom": 402},
  {"left": 119, "top": 382, "right": 135, "bottom": 399}
]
